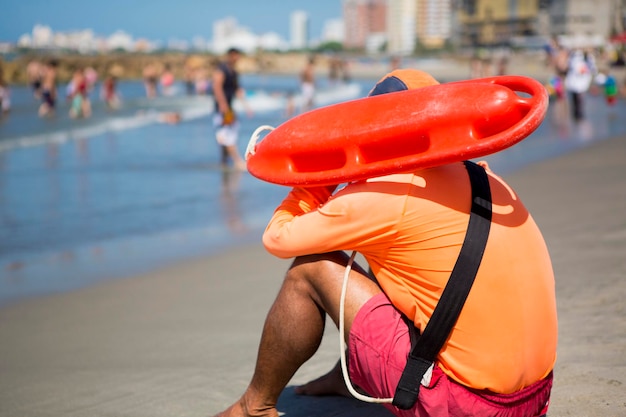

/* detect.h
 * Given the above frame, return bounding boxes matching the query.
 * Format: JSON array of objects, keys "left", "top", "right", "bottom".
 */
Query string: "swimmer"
[{"left": 38, "top": 59, "right": 58, "bottom": 117}]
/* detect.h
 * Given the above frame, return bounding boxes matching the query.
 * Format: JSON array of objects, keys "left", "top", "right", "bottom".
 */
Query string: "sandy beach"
[{"left": 1, "top": 133, "right": 625, "bottom": 417}]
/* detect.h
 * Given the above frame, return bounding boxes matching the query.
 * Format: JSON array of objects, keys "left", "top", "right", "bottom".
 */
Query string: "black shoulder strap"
[{"left": 392, "top": 160, "right": 493, "bottom": 410}]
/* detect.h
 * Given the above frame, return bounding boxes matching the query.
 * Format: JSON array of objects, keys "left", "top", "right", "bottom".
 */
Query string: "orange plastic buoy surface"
[{"left": 246, "top": 76, "right": 548, "bottom": 187}]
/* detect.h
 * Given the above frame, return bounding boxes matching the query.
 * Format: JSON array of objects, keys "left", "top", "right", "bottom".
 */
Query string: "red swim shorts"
[{"left": 348, "top": 293, "right": 553, "bottom": 417}]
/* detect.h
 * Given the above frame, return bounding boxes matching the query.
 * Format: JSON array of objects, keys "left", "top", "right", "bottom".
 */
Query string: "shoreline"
[{"left": 0, "top": 133, "right": 625, "bottom": 416}]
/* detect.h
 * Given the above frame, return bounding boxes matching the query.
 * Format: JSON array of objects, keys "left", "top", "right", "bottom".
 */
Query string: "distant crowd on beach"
[
  {"left": 0, "top": 64, "right": 16, "bottom": 117},
  {"left": 16, "top": 58, "right": 123, "bottom": 119},
  {"left": 0, "top": 56, "right": 221, "bottom": 123},
  {"left": 463, "top": 40, "right": 626, "bottom": 126},
  {"left": 0, "top": 51, "right": 358, "bottom": 125},
  {"left": 541, "top": 38, "right": 626, "bottom": 125},
  {"left": 1, "top": 46, "right": 625, "bottom": 124}
]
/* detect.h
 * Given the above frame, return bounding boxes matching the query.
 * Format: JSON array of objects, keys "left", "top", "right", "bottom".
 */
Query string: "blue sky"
[{"left": 0, "top": 0, "right": 343, "bottom": 43}]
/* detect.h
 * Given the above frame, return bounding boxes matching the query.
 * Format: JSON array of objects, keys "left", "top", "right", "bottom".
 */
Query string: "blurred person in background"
[
  {"left": 565, "top": 49, "right": 593, "bottom": 121},
  {"left": 300, "top": 56, "right": 316, "bottom": 112},
  {"left": 160, "top": 63, "right": 175, "bottom": 96},
  {"left": 68, "top": 68, "right": 92, "bottom": 119},
  {"left": 212, "top": 47, "right": 251, "bottom": 171},
  {"left": 143, "top": 63, "right": 159, "bottom": 99},
  {"left": 101, "top": 74, "right": 121, "bottom": 110},
  {"left": 27, "top": 59, "right": 43, "bottom": 99},
  {"left": 38, "top": 59, "right": 58, "bottom": 117},
  {"left": 0, "top": 66, "right": 10, "bottom": 116}
]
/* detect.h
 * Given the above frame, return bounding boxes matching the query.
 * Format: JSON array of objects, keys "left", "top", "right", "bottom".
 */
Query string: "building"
[
  {"left": 342, "top": 0, "right": 453, "bottom": 54},
  {"left": 416, "top": 0, "right": 453, "bottom": 49},
  {"left": 107, "top": 30, "right": 134, "bottom": 51},
  {"left": 290, "top": 10, "right": 310, "bottom": 49},
  {"left": 32, "top": 24, "right": 54, "bottom": 48},
  {"left": 455, "top": 0, "right": 623, "bottom": 48},
  {"left": 212, "top": 17, "right": 258, "bottom": 53},
  {"left": 213, "top": 17, "right": 239, "bottom": 52},
  {"left": 387, "top": 0, "right": 417, "bottom": 55},
  {"left": 53, "top": 29, "right": 97, "bottom": 52},
  {"left": 322, "top": 18, "right": 345, "bottom": 43},
  {"left": 545, "top": 0, "right": 620, "bottom": 48},
  {"left": 456, "top": 0, "right": 541, "bottom": 47},
  {"left": 258, "top": 32, "right": 289, "bottom": 51},
  {"left": 343, "top": 0, "right": 388, "bottom": 50}
]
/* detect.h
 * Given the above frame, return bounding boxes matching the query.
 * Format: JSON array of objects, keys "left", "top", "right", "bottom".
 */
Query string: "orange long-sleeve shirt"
[{"left": 263, "top": 162, "right": 557, "bottom": 394}]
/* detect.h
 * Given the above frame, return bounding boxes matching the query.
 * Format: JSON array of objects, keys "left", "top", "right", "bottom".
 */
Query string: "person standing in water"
[
  {"left": 26, "top": 59, "right": 43, "bottom": 99},
  {"left": 0, "top": 66, "right": 10, "bottom": 116},
  {"left": 38, "top": 59, "right": 58, "bottom": 117},
  {"left": 142, "top": 63, "right": 159, "bottom": 99},
  {"left": 564, "top": 49, "right": 593, "bottom": 121},
  {"left": 212, "top": 47, "right": 251, "bottom": 171},
  {"left": 68, "top": 68, "right": 92, "bottom": 119},
  {"left": 101, "top": 74, "right": 121, "bottom": 109},
  {"left": 300, "top": 56, "right": 316, "bottom": 112}
]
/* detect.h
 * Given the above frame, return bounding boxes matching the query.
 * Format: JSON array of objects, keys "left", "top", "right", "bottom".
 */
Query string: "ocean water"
[{"left": 1, "top": 72, "right": 625, "bottom": 306}]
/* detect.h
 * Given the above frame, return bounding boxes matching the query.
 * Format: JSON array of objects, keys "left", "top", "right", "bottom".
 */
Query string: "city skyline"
[{"left": 0, "top": 0, "right": 343, "bottom": 44}]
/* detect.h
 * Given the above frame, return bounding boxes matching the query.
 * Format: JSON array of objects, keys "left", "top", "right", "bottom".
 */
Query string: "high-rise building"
[
  {"left": 32, "top": 24, "right": 53, "bottom": 48},
  {"left": 213, "top": 17, "right": 239, "bottom": 51},
  {"left": 387, "top": 0, "right": 417, "bottom": 55},
  {"left": 343, "top": 0, "right": 388, "bottom": 50},
  {"left": 290, "top": 10, "right": 310, "bottom": 49},
  {"left": 108, "top": 31, "right": 135, "bottom": 52},
  {"left": 454, "top": 0, "right": 619, "bottom": 48},
  {"left": 212, "top": 17, "right": 259, "bottom": 53},
  {"left": 546, "top": 0, "right": 615, "bottom": 39},
  {"left": 322, "top": 18, "right": 346, "bottom": 43},
  {"left": 416, "top": 0, "right": 453, "bottom": 49},
  {"left": 456, "top": 0, "right": 541, "bottom": 46}
]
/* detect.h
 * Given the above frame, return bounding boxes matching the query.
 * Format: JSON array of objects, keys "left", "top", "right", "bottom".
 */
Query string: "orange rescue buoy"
[{"left": 245, "top": 75, "right": 548, "bottom": 187}]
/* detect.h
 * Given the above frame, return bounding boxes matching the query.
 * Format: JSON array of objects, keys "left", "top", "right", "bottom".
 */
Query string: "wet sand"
[{"left": 0, "top": 135, "right": 625, "bottom": 417}]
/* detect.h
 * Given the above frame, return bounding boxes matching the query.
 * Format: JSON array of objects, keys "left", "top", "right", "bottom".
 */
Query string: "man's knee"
[
  {"left": 289, "top": 252, "right": 352, "bottom": 279},
  {"left": 279, "top": 253, "right": 348, "bottom": 311},
  {"left": 286, "top": 252, "right": 376, "bottom": 296},
  {"left": 287, "top": 252, "right": 345, "bottom": 281}
]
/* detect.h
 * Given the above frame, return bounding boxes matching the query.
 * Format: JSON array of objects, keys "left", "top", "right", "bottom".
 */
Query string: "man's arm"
[
  {"left": 263, "top": 182, "right": 400, "bottom": 259},
  {"left": 212, "top": 68, "right": 229, "bottom": 114}
]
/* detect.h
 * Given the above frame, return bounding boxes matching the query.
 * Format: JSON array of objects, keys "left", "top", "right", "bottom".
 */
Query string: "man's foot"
[
  {"left": 294, "top": 362, "right": 352, "bottom": 398},
  {"left": 212, "top": 396, "right": 279, "bottom": 417}
]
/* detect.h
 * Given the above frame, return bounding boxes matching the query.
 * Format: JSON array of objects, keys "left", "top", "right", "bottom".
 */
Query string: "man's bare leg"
[
  {"left": 220, "top": 145, "right": 229, "bottom": 167},
  {"left": 213, "top": 252, "right": 382, "bottom": 417},
  {"left": 225, "top": 145, "right": 246, "bottom": 171}
]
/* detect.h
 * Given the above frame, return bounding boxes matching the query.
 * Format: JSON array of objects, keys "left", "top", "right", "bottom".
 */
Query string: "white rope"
[
  {"left": 245, "top": 125, "right": 275, "bottom": 161},
  {"left": 339, "top": 251, "right": 394, "bottom": 404}
]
